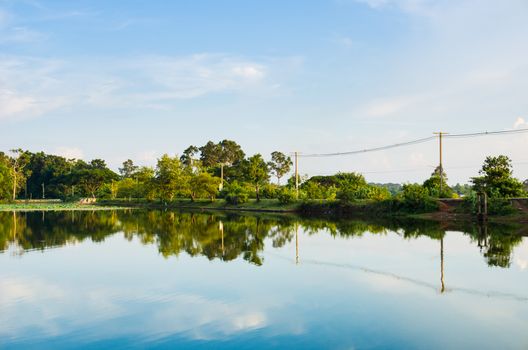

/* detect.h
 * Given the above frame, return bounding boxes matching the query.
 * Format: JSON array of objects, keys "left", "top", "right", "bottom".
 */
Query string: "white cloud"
[
  {"left": 0, "top": 53, "right": 289, "bottom": 121},
  {"left": 232, "top": 65, "right": 265, "bottom": 80},
  {"left": 363, "top": 95, "right": 421, "bottom": 117},
  {"left": 54, "top": 146, "right": 84, "bottom": 160},
  {"left": 513, "top": 117, "right": 527, "bottom": 129}
]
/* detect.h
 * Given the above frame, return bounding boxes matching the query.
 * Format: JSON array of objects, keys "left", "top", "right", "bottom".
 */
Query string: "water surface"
[{"left": 1, "top": 210, "right": 527, "bottom": 349}]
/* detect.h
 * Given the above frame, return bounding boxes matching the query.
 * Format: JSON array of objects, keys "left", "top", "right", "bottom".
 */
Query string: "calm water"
[{"left": 1, "top": 210, "right": 527, "bottom": 349}]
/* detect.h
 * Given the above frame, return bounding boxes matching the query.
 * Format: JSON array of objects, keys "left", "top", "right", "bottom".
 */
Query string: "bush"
[
  {"left": 223, "top": 182, "right": 250, "bottom": 205},
  {"left": 261, "top": 183, "right": 279, "bottom": 199},
  {"left": 337, "top": 184, "right": 390, "bottom": 203},
  {"left": 393, "top": 183, "right": 438, "bottom": 212},
  {"left": 277, "top": 187, "right": 297, "bottom": 204},
  {"left": 302, "top": 181, "right": 337, "bottom": 200}
]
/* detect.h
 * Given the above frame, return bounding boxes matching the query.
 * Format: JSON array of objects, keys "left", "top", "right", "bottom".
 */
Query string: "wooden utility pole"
[
  {"left": 433, "top": 132, "right": 448, "bottom": 197},
  {"left": 294, "top": 152, "right": 299, "bottom": 200},
  {"left": 219, "top": 164, "right": 224, "bottom": 191}
]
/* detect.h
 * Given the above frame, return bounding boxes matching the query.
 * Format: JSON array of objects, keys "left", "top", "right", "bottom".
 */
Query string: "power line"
[
  {"left": 297, "top": 128, "right": 528, "bottom": 158},
  {"left": 298, "top": 136, "right": 436, "bottom": 158}
]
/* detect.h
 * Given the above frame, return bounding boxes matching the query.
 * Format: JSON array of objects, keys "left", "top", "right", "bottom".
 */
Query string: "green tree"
[
  {"left": 155, "top": 154, "right": 189, "bottom": 201},
  {"left": 0, "top": 154, "right": 12, "bottom": 200},
  {"left": 8, "top": 149, "right": 31, "bottom": 200},
  {"left": 73, "top": 160, "right": 119, "bottom": 198},
  {"left": 268, "top": 151, "right": 292, "bottom": 185},
  {"left": 423, "top": 166, "right": 454, "bottom": 198},
  {"left": 189, "top": 172, "right": 220, "bottom": 201},
  {"left": 180, "top": 145, "right": 199, "bottom": 168},
  {"left": 244, "top": 154, "right": 269, "bottom": 201},
  {"left": 471, "top": 155, "right": 525, "bottom": 198},
  {"left": 119, "top": 159, "right": 138, "bottom": 178},
  {"left": 200, "top": 140, "right": 245, "bottom": 188}
]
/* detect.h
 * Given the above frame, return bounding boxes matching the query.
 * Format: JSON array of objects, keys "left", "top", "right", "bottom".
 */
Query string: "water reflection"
[
  {"left": 1, "top": 210, "right": 527, "bottom": 349},
  {"left": 0, "top": 210, "right": 525, "bottom": 270}
]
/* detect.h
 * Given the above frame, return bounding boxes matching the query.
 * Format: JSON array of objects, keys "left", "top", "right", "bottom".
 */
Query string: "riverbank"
[
  {"left": 3, "top": 198, "right": 528, "bottom": 225},
  {"left": 0, "top": 202, "right": 124, "bottom": 211},
  {"left": 97, "top": 198, "right": 300, "bottom": 213}
]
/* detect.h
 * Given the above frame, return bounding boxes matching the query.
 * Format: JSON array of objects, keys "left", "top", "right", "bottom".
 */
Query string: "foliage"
[
  {"left": 389, "top": 183, "right": 439, "bottom": 212},
  {"left": 155, "top": 154, "right": 189, "bottom": 201},
  {"left": 261, "top": 183, "right": 279, "bottom": 199},
  {"left": 471, "top": 155, "right": 525, "bottom": 198},
  {"left": 302, "top": 181, "right": 337, "bottom": 200},
  {"left": 369, "top": 183, "right": 402, "bottom": 196},
  {"left": 223, "top": 181, "right": 250, "bottom": 204},
  {"left": 277, "top": 187, "right": 297, "bottom": 204},
  {"left": 244, "top": 154, "right": 270, "bottom": 201},
  {"left": 119, "top": 159, "right": 138, "bottom": 178},
  {"left": 268, "top": 151, "right": 292, "bottom": 185},
  {"left": 0, "top": 157, "right": 12, "bottom": 200},
  {"left": 452, "top": 183, "right": 472, "bottom": 197},
  {"left": 189, "top": 172, "right": 220, "bottom": 201},
  {"left": 422, "top": 166, "right": 454, "bottom": 198}
]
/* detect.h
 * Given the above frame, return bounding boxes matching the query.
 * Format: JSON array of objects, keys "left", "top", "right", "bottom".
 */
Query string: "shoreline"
[{"left": 1, "top": 199, "right": 527, "bottom": 225}]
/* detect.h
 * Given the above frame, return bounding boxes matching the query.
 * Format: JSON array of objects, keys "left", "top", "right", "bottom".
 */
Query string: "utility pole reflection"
[
  {"left": 295, "top": 223, "right": 299, "bottom": 265},
  {"left": 440, "top": 237, "right": 445, "bottom": 293},
  {"left": 219, "top": 220, "right": 224, "bottom": 258}
]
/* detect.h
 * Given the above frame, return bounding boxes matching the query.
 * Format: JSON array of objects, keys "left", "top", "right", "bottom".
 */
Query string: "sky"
[{"left": 1, "top": 0, "right": 527, "bottom": 184}]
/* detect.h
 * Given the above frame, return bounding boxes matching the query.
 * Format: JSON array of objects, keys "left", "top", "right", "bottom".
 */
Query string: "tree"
[
  {"left": 200, "top": 140, "right": 245, "bottom": 189},
  {"left": 244, "top": 154, "right": 269, "bottom": 201},
  {"left": 471, "top": 155, "right": 525, "bottom": 198},
  {"left": 155, "top": 154, "right": 189, "bottom": 201},
  {"left": 189, "top": 172, "right": 220, "bottom": 201},
  {"left": 180, "top": 146, "right": 199, "bottom": 168},
  {"left": 268, "top": 151, "right": 292, "bottom": 185},
  {"left": 73, "top": 161, "right": 119, "bottom": 198},
  {"left": 423, "top": 166, "right": 453, "bottom": 198},
  {"left": 8, "top": 149, "right": 31, "bottom": 200},
  {"left": 0, "top": 154, "right": 12, "bottom": 200},
  {"left": 119, "top": 159, "right": 138, "bottom": 178},
  {"left": 199, "top": 141, "right": 222, "bottom": 167}
]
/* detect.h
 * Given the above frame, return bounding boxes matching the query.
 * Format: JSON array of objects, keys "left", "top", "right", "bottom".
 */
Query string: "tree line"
[
  {"left": 0, "top": 140, "right": 293, "bottom": 202},
  {"left": 1, "top": 210, "right": 522, "bottom": 268},
  {"left": 0, "top": 141, "right": 526, "bottom": 204}
]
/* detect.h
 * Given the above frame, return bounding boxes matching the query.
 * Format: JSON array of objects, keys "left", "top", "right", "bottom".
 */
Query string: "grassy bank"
[
  {"left": 97, "top": 198, "right": 301, "bottom": 212},
  {"left": 0, "top": 201, "right": 124, "bottom": 211}
]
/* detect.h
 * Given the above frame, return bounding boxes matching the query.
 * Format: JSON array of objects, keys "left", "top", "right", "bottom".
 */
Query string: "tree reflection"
[{"left": 0, "top": 210, "right": 524, "bottom": 270}]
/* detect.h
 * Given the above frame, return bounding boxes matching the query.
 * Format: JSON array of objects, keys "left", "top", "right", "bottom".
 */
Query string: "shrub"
[
  {"left": 277, "top": 187, "right": 297, "bottom": 204},
  {"left": 223, "top": 182, "right": 250, "bottom": 205},
  {"left": 261, "top": 183, "right": 279, "bottom": 199}
]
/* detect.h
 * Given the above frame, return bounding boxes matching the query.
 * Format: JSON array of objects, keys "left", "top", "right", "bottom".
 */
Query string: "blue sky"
[{"left": 1, "top": 0, "right": 527, "bottom": 183}]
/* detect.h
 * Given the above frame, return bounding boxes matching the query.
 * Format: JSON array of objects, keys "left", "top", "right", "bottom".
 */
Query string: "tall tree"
[
  {"left": 200, "top": 140, "right": 244, "bottom": 189},
  {"left": 8, "top": 149, "right": 30, "bottom": 200},
  {"left": 189, "top": 172, "right": 220, "bottom": 201},
  {"left": 155, "top": 154, "right": 189, "bottom": 201},
  {"left": 244, "top": 154, "right": 269, "bottom": 201},
  {"left": 423, "top": 166, "right": 453, "bottom": 198},
  {"left": 268, "top": 151, "right": 292, "bottom": 185},
  {"left": 0, "top": 154, "right": 12, "bottom": 200},
  {"left": 119, "top": 159, "right": 138, "bottom": 178},
  {"left": 180, "top": 146, "right": 200, "bottom": 168},
  {"left": 471, "top": 155, "right": 525, "bottom": 198}
]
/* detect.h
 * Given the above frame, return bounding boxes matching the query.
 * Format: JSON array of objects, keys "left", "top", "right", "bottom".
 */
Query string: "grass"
[
  {"left": 98, "top": 198, "right": 301, "bottom": 212},
  {"left": 0, "top": 201, "right": 125, "bottom": 211}
]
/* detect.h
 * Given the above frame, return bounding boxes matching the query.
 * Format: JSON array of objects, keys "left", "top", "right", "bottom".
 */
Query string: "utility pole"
[
  {"left": 42, "top": 183, "right": 45, "bottom": 199},
  {"left": 294, "top": 152, "right": 299, "bottom": 200},
  {"left": 433, "top": 132, "right": 448, "bottom": 197},
  {"left": 219, "top": 164, "right": 224, "bottom": 191}
]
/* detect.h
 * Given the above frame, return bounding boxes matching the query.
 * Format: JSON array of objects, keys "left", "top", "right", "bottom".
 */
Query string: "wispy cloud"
[{"left": 0, "top": 53, "right": 294, "bottom": 121}]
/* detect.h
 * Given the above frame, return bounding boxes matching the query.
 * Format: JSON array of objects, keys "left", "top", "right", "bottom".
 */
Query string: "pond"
[{"left": 1, "top": 210, "right": 527, "bottom": 349}]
